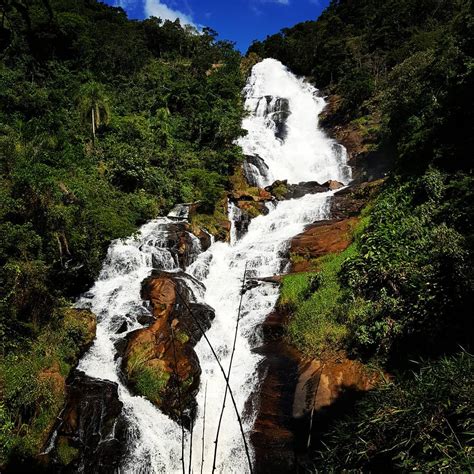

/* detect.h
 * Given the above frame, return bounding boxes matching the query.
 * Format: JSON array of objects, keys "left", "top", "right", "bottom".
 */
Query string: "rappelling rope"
[{"left": 212, "top": 262, "right": 249, "bottom": 473}]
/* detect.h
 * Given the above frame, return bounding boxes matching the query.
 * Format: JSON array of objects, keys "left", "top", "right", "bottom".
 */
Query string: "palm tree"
[{"left": 77, "top": 81, "right": 110, "bottom": 142}]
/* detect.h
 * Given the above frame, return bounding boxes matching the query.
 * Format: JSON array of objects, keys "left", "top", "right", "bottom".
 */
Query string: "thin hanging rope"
[
  {"left": 200, "top": 382, "right": 207, "bottom": 474},
  {"left": 170, "top": 323, "right": 186, "bottom": 474},
  {"left": 212, "top": 262, "right": 248, "bottom": 473},
  {"left": 188, "top": 416, "right": 194, "bottom": 474},
  {"left": 174, "top": 286, "right": 253, "bottom": 474}
]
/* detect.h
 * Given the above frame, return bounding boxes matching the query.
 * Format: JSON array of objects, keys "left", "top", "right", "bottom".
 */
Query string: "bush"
[{"left": 341, "top": 171, "right": 473, "bottom": 364}]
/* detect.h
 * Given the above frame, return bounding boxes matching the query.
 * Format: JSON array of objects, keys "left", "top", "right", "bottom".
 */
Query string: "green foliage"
[
  {"left": 254, "top": 0, "right": 473, "bottom": 367},
  {"left": 249, "top": 0, "right": 473, "bottom": 170},
  {"left": 0, "top": 308, "right": 96, "bottom": 465},
  {"left": 313, "top": 352, "right": 474, "bottom": 471},
  {"left": 0, "top": 0, "right": 244, "bottom": 349},
  {"left": 77, "top": 81, "right": 110, "bottom": 139},
  {"left": 56, "top": 438, "right": 79, "bottom": 466},
  {"left": 185, "top": 168, "right": 226, "bottom": 213},
  {"left": 134, "top": 366, "right": 170, "bottom": 404},
  {"left": 0, "top": 1, "right": 245, "bottom": 464},
  {"left": 252, "top": 2, "right": 473, "bottom": 469},
  {"left": 126, "top": 343, "right": 170, "bottom": 404},
  {"left": 190, "top": 196, "right": 230, "bottom": 240},
  {"left": 341, "top": 171, "right": 473, "bottom": 364}
]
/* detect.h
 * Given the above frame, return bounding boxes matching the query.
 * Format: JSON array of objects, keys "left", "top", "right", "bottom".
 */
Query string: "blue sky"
[{"left": 104, "top": 0, "right": 330, "bottom": 52}]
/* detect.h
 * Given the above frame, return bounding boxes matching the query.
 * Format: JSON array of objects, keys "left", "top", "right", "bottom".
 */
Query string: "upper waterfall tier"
[{"left": 238, "top": 58, "right": 352, "bottom": 186}]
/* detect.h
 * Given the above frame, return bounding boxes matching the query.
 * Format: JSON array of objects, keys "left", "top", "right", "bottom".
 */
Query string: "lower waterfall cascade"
[{"left": 75, "top": 58, "right": 352, "bottom": 473}]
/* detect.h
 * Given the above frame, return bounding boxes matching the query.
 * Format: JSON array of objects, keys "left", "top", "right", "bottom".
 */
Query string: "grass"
[
  {"left": 281, "top": 211, "right": 372, "bottom": 355},
  {"left": 282, "top": 236, "right": 371, "bottom": 355},
  {"left": 125, "top": 343, "right": 171, "bottom": 404},
  {"left": 56, "top": 437, "right": 79, "bottom": 466},
  {"left": 283, "top": 245, "right": 357, "bottom": 354},
  {"left": 134, "top": 365, "right": 170, "bottom": 404}
]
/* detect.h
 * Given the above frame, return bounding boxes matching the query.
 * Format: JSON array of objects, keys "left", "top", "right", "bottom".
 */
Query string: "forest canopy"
[{"left": 0, "top": 0, "right": 245, "bottom": 346}]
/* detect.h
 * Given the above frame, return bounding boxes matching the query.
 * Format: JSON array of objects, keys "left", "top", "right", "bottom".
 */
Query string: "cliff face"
[{"left": 319, "top": 95, "right": 394, "bottom": 184}]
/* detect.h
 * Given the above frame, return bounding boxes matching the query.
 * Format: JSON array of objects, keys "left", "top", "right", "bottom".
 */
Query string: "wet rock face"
[
  {"left": 263, "top": 96, "right": 290, "bottom": 141},
  {"left": 272, "top": 98, "right": 290, "bottom": 141},
  {"left": 243, "top": 154, "right": 271, "bottom": 187},
  {"left": 255, "top": 95, "right": 291, "bottom": 142},
  {"left": 122, "top": 271, "right": 215, "bottom": 426},
  {"left": 44, "top": 371, "right": 127, "bottom": 473},
  {"left": 265, "top": 180, "right": 334, "bottom": 201},
  {"left": 229, "top": 187, "right": 274, "bottom": 240},
  {"left": 290, "top": 218, "right": 359, "bottom": 272},
  {"left": 319, "top": 94, "right": 394, "bottom": 184},
  {"left": 157, "top": 222, "right": 211, "bottom": 270}
]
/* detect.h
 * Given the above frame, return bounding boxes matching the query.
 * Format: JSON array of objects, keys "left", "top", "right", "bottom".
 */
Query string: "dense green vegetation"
[
  {"left": 254, "top": 0, "right": 473, "bottom": 469},
  {"left": 0, "top": 0, "right": 245, "bottom": 465}
]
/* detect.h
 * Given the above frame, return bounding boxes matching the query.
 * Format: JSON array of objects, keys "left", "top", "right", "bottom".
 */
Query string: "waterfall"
[
  {"left": 75, "top": 58, "right": 351, "bottom": 473},
  {"left": 238, "top": 58, "right": 351, "bottom": 186},
  {"left": 228, "top": 200, "right": 242, "bottom": 246}
]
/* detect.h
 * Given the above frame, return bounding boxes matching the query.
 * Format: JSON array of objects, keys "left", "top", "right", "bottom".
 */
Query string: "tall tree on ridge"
[{"left": 77, "top": 81, "right": 110, "bottom": 143}]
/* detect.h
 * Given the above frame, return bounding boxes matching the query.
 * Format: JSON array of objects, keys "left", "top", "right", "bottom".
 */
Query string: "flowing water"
[{"left": 76, "top": 58, "right": 351, "bottom": 473}]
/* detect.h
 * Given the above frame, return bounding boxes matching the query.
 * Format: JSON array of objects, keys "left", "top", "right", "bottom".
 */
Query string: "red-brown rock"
[
  {"left": 290, "top": 218, "right": 359, "bottom": 272},
  {"left": 322, "top": 179, "right": 345, "bottom": 190},
  {"left": 122, "top": 272, "right": 214, "bottom": 425}
]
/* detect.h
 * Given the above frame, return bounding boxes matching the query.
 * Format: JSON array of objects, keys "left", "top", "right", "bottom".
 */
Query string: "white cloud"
[
  {"left": 259, "top": 0, "right": 290, "bottom": 4},
  {"left": 144, "top": 0, "right": 196, "bottom": 27},
  {"left": 114, "top": 0, "right": 133, "bottom": 8}
]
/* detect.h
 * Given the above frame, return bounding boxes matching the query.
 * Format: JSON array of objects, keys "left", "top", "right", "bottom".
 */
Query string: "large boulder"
[
  {"left": 42, "top": 371, "right": 127, "bottom": 473},
  {"left": 265, "top": 180, "right": 329, "bottom": 201},
  {"left": 122, "top": 271, "right": 215, "bottom": 426},
  {"left": 331, "top": 179, "right": 385, "bottom": 219},
  {"left": 153, "top": 222, "right": 211, "bottom": 270},
  {"left": 290, "top": 218, "right": 359, "bottom": 273}
]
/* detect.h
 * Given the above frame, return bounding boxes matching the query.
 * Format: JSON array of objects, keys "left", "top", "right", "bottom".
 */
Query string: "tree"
[{"left": 77, "top": 81, "right": 110, "bottom": 142}]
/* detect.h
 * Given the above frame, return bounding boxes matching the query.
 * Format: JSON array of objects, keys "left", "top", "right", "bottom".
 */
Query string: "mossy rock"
[
  {"left": 125, "top": 342, "right": 171, "bottom": 404},
  {"left": 56, "top": 437, "right": 79, "bottom": 466},
  {"left": 62, "top": 308, "right": 97, "bottom": 353}
]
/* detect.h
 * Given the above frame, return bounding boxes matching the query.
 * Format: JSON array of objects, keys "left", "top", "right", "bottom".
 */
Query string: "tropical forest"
[{"left": 0, "top": 0, "right": 472, "bottom": 472}]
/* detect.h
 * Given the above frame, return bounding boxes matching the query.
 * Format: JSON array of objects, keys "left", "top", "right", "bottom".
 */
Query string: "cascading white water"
[
  {"left": 75, "top": 58, "right": 351, "bottom": 473},
  {"left": 238, "top": 58, "right": 351, "bottom": 186}
]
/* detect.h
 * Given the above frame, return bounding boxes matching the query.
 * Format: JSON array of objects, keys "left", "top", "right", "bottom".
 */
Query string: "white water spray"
[{"left": 76, "top": 59, "right": 351, "bottom": 473}]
